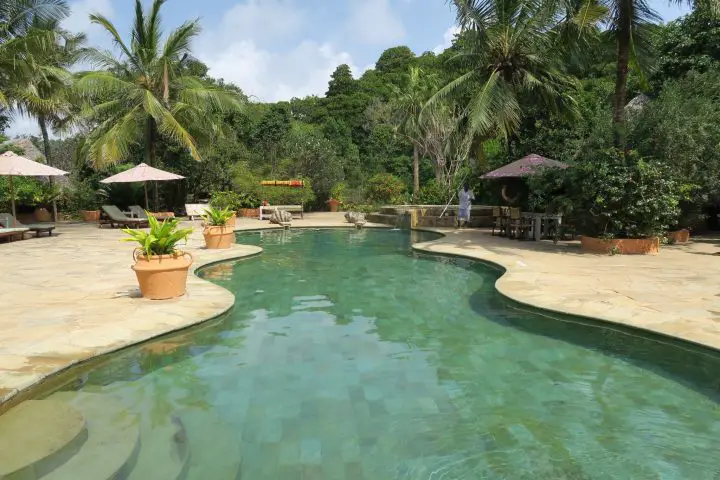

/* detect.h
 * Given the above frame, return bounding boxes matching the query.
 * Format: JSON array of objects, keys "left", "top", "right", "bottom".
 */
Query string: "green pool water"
[{"left": 61, "top": 229, "right": 719, "bottom": 479}]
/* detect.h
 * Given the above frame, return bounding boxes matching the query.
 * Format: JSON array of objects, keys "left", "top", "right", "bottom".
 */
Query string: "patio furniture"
[
  {"left": 186, "top": 204, "right": 210, "bottom": 221},
  {"left": 0, "top": 227, "right": 29, "bottom": 242},
  {"left": 0, "top": 213, "right": 55, "bottom": 237},
  {"left": 259, "top": 205, "right": 304, "bottom": 220},
  {"left": 99, "top": 205, "right": 149, "bottom": 229},
  {"left": 491, "top": 207, "right": 509, "bottom": 236},
  {"left": 129, "top": 205, "right": 175, "bottom": 221},
  {"left": 508, "top": 208, "right": 534, "bottom": 239},
  {"left": 521, "top": 212, "right": 564, "bottom": 241}
]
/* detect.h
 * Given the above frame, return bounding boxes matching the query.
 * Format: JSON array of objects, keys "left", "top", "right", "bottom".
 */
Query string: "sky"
[{"left": 7, "top": 0, "right": 690, "bottom": 137}]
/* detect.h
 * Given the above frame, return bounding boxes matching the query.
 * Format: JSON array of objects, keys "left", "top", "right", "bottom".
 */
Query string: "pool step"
[
  {"left": 0, "top": 400, "right": 87, "bottom": 480},
  {"left": 125, "top": 412, "right": 191, "bottom": 480},
  {"left": 179, "top": 409, "right": 242, "bottom": 480},
  {"left": 40, "top": 392, "right": 140, "bottom": 480}
]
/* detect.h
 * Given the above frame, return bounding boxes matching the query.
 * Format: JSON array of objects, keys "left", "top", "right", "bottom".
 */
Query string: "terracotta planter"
[
  {"left": 35, "top": 207, "right": 51, "bottom": 222},
  {"left": 238, "top": 208, "right": 260, "bottom": 218},
  {"left": 668, "top": 229, "right": 690, "bottom": 243},
  {"left": 132, "top": 251, "right": 193, "bottom": 300},
  {"left": 81, "top": 210, "right": 100, "bottom": 222},
  {"left": 226, "top": 214, "right": 237, "bottom": 228},
  {"left": 203, "top": 225, "right": 235, "bottom": 249},
  {"left": 581, "top": 236, "right": 660, "bottom": 255},
  {"left": 327, "top": 198, "right": 341, "bottom": 212}
]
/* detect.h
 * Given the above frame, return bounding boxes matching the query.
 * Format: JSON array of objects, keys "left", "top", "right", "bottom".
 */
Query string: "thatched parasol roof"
[{"left": 481, "top": 154, "right": 569, "bottom": 179}]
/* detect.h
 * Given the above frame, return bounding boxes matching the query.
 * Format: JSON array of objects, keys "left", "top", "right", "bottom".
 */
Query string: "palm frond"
[{"left": 142, "top": 90, "right": 200, "bottom": 160}]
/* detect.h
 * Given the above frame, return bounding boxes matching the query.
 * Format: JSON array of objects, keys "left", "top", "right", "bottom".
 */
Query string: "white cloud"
[
  {"left": 5, "top": 115, "right": 39, "bottom": 138},
  {"left": 212, "top": 0, "right": 306, "bottom": 46},
  {"left": 198, "top": 39, "right": 358, "bottom": 102},
  {"left": 346, "top": 0, "right": 406, "bottom": 45},
  {"left": 433, "top": 25, "right": 460, "bottom": 54},
  {"left": 62, "top": 0, "right": 115, "bottom": 48}
]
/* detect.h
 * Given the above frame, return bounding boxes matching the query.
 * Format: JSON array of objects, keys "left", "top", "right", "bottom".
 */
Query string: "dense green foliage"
[{"left": 1, "top": 0, "right": 720, "bottom": 238}]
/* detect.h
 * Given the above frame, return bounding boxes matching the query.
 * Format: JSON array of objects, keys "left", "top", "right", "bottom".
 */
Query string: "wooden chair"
[
  {"left": 507, "top": 208, "right": 533, "bottom": 239},
  {"left": 491, "top": 207, "right": 502, "bottom": 236}
]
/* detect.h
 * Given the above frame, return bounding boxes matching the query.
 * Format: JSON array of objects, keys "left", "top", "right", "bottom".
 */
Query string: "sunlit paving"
[{"left": 0, "top": 0, "right": 719, "bottom": 479}]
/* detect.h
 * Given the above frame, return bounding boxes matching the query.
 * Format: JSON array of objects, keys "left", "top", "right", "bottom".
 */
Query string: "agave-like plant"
[
  {"left": 122, "top": 214, "right": 193, "bottom": 257},
  {"left": 202, "top": 206, "right": 234, "bottom": 227}
]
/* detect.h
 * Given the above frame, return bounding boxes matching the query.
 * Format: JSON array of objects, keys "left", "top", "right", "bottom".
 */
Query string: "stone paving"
[{"left": 1, "top": 212, "right": 719, "bottom": 408}]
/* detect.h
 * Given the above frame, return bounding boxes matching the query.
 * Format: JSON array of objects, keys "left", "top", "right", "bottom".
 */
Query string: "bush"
[
  {"left": 210, "top": 191, "right": 242, "bottom": 211},
  {"left": 260, "top": 178, "right": 315, "bottom": 206},
  {"left": 560, "top": 149, "right": 682, "bottom": 238},
  {"left": 365, "top": 173, "right": 407, "bottom": 205},
  {"left": 67, "top": 181, "right": 102, "bottom": 212},
  {"left": 417, "top": 179, "right": 450, "bottom": 205},
  {"left": 329, "top": 182, "right": 346, "bottom": 202},
  {"left": 0, "top": 177, "right": 59, "bottom": 210}
]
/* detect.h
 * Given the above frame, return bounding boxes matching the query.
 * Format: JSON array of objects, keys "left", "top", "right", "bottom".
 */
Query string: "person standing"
[{"left": 458, "top": 183, "right": 475, "bottom": 228}]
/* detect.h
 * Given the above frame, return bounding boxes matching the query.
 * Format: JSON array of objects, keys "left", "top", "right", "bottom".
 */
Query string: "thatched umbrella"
[{"left": 481, "top": 154, "right": 569, "bottom": 206}]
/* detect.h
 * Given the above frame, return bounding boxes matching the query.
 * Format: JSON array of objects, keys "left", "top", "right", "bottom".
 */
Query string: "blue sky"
[{"left": 8, "top": 0, "right": 690, "bottom": 136}]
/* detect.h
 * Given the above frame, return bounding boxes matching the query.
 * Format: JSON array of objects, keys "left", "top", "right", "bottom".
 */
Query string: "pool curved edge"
[
  {"left": 0, "top": 244, "right": 263, "bottom": 413},
  {"left": 410, "top": 227, "right": 720, "bottom": 354}
]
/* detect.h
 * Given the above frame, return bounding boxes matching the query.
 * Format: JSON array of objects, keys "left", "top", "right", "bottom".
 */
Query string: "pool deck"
[{"left": 0, "top": 212, "right": 718, "bottom": 407}]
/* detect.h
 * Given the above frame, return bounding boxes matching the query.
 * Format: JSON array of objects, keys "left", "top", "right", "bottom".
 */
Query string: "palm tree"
[
  {"left": 0, "top": 0, "right": 70, "bottom": 107},
  {"left": 390, "top": 66, "right": 438, "bottom": 197},
  {"left": 605, "top": 0, "right": 718, "bottom": 145},
  {"left": 430, "top": 0, "right": 601, "bottom": 149},
  {"left": 76, "top": 0, "right": 244, "bottom": 177}
]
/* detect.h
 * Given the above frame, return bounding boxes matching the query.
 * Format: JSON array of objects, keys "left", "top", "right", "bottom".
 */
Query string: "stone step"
[
  {"left": 126, "top": 412, "right": 191, "bottom": 480},
  {"left": 179, "top": 410, "right": 241, "bottom": 480},
  {"left": 0, "top": 399, "right": 87, "bottom": 480},
  {"left": 40, "top": 392, "right": 140, "bottom": 480}
]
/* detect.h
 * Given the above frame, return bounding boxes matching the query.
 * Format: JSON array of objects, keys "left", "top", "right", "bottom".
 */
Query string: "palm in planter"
[
  {"left": 202, "top": 206, "right": 235, "bottom": 249},
  {"left": 123, "top": 215, "right": 193, "bottom": 299}
]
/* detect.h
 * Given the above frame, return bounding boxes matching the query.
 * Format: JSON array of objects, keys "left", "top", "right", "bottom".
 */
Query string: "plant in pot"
[
  {"left": 237, "top": 191, "right": 261, "bottom": 218},
  {"left": 327, "top": 182, "right": 346, "bottom": 212},
  {"left": 71, "top": 182, "right": 103, "bottom": 222},
  {"left": 210, "top": 191, "right": 241, "bottom": 227},
  {"left": 202, "top": 206, "right": 235, "bottom": 249},
  {"left": 122, "top": 216, "right": 194, "bottom": 300}
]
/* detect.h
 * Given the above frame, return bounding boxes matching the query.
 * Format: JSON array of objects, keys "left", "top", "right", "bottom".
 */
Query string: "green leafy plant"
[
  {"left": 202, "top": 206, "right": 234, "bottom": 226},
  {"left": 210, "top": 191, "right": 242, "bottom": 212},
  {"left": 122, "top": 216, "right": 193, "bottom": 257},
  {"left": 417, "top": 179, "right": 450, "bottom": 205},
  {"left": 237, "top": 191, "right": 261, "bottom": 208},
  {"left": 329, "top": 182, "right": 347, "bottom": 202},
  {"left": 365, "top": 173, "right": 407, "bottom": 205}
]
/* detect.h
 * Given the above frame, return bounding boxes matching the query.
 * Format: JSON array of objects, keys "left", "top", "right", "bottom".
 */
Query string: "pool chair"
[
  {"left": 0, "top": 212, "right": 55, "bottom": 237},
  {"left": 128, "top": 205, "right": 176, "bottom": 221},
  {"left": 100, "top": 205, "right": 149, "bottom": 229}
]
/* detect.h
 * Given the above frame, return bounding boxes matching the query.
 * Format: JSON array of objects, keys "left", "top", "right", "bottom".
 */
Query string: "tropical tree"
[
  {"left": 430, "top": 0, "right": 600, "bottom": 150},
  {"left": 76, "top": 0, "right": 244, "bottom": 177},
  {"left": 0, "top": 0, "right": 70, "bottom": 107},
  {"left": 389, "top": 66, "right": 438, "bottom": 197},
  {"left": 606, "top": 0, "right": 719, "bottom": 145}
]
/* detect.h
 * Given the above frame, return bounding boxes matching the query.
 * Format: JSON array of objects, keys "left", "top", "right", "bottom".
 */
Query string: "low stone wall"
[
  {"left": 368, "top": 205, "right": 494, "bottom": 229},
  {"left": 581, "top": 236, "right": 661, "bottom": 255}
]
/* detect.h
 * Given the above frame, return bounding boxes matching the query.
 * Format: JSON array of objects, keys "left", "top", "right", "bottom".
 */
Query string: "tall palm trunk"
[
  {"left": 412, "top": 143, "right": 419, "bottom": 200},
  {"left": 38, "top": 115, "right": 58, "bottom": 222},
  {"left": 612, "top": 0, "right": 633, "bottom": 147},
  {"left": 145, "top": 117, "right": 159, "bottom": 210}
]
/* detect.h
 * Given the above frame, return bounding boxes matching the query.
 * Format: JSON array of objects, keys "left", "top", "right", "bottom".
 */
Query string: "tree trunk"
[
  {"left": 38, "top": 116, "right": 58, "bottom": 222},
  {"left": 412, "top": 143, "right": 419, "bottom": 200},
  {"left": 145, "top": 118, "right": 159, "bottom": 211},
  {"left": 612, "top": 0, "right": 632, "bottom": 148}
]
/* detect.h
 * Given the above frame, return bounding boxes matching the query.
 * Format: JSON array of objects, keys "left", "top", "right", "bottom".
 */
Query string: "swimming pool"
[{"left": 32, "top": 229, "right": 720, "bottom": 478}]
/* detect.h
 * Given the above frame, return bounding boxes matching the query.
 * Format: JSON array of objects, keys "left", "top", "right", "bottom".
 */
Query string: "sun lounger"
[
  {"left": 0, "top": 213, "right": 55, "bottom": 237},
  {"left": 100, "top": 205, "right": 149, "bottom": 228},
  {"left": 129, "top": 205, "right": 175, "bottom": 221},
  {"left": 259, "top": 205, "right": 304, "bottom": 220},
  {"left": 0, "top": 227, "right": 29, "bottom": 242},
  {"left": 185, "top": 204, "right": 210, "bottom": 221}
]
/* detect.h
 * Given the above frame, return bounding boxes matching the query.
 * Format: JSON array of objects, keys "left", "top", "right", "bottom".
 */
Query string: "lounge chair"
[
  {"left": 0, "top": 227, "right": 30, "bottom": 242},
  {"left": 185, "top": 203, "right": 210, "bottom": 221},
  {"left": 0, "top": 213, "right": 55, "bottom": 237},
  {"left": 129, "top": 205, "right": 175, "bottom": 221},
  {"left": 100, "top": 205, "right": 149, "bottom": 229}
]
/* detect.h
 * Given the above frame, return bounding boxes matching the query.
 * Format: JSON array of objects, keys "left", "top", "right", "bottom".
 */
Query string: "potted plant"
[
  {"left": 71, "top": 183, "right": 102, "bottom": 222},
  {"left": 122, "top": 216, "right": 194, "bottom": 300},
  {"left": 237, "top": 191, "right": 261, "bottom": 218},
  {"left": 209, "top": 191, "right": 241, "bottom": 227},
  {"left": 327, "top": 182, "right": 346, "bottom": 212},
  {"left": 202, "top": 206, "right": 235, "bottom": 249}
]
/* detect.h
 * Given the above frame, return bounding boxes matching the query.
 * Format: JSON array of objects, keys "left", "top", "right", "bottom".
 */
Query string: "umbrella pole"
[
  {"left": 9, "top": 176, "right": 15, "bottom": 218},
  {"left": 154, "top": 181, "right": 159, "bottom": 212},
  {"left": 144, "top": 182, "right": 149, "bottom": 210}
]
